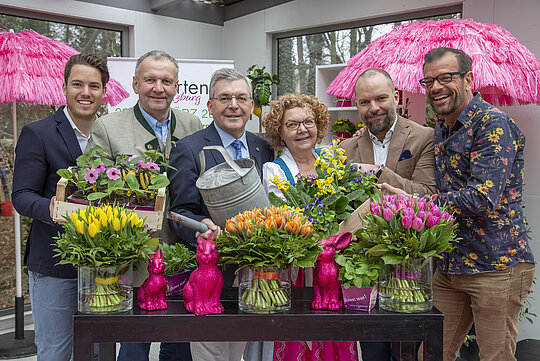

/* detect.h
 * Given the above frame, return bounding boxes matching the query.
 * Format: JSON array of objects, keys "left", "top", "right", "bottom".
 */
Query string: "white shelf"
[{"left": 328, "top": 106, "right": 356, "bottom": 112}]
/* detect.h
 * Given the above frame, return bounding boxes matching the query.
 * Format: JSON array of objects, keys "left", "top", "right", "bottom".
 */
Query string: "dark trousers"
[{"left": 117, "top": 342, "right": 192, "bottom": 361}]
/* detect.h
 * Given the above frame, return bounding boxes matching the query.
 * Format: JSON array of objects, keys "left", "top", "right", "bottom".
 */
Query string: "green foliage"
[
  {"left": 160, "top": 243, "right": 196, "bottom": 274},
  {"left": 246, "top": 65, "right": 280, "bottom": 106},
  {"left": 330, "top": 118, "right": 360, "bottom": 135},
  {"left": 336, "top": 240, "right": 381, "bottom": 288}
]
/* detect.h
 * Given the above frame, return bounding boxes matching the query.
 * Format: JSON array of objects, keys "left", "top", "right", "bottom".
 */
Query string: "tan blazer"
[{"left": 340, "top": 115, "right": 437, "bottom": 195}]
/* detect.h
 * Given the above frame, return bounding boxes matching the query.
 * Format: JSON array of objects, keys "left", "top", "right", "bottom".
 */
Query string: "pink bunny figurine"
[
  {"left": 311, "top": 232, "right": 353, "bottom": 311},
  {"left": 138, "top": 248, "right": 168, "bottom": 311},
  {"left": 183, "top": 234, "right": 224, "bottom": 315}
]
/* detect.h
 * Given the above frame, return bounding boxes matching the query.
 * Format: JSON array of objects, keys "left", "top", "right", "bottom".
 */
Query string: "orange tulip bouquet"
[{"left": 215, "top": 206, "right": 321, "bottom": 313}]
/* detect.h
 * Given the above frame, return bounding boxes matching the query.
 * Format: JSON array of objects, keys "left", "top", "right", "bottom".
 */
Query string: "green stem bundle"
[
  {"left": 380, "top": 275, "right": 429, "bottom": 312},
  {"left": 81, "top": 280, "right": 130, "bottom": 312},
  {"left": 240, "top": 278, "right": 290, "bottom": 314}
]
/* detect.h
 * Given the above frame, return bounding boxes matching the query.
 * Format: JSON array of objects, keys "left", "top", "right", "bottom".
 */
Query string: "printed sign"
[{"left": 107, "top": 57, "right": 234, "bottom": 125}]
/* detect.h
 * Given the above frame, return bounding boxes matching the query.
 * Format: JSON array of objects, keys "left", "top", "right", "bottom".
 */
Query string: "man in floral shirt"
[{"left": 418, "top": 47, "right": 534, "bottom": 361}]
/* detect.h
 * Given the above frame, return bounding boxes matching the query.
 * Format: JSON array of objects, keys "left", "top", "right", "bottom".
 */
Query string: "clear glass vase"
[
  {"left": 378, "top": 258, "right": 433, "bottom": 313},
  {"left": 238, "top": 266, "right": 291, "bottom": 314},
  {"left": 78, "top": 264, "right": 133, "bottom": 314}
]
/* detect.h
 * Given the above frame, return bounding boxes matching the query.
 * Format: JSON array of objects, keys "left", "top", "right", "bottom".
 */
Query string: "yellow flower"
[
  {"left": 75, "top": 219, "right": 85, "bottom": 234},
  {"left": 478, "top": 186, "right": 488, "bottom": 194},
  {"left": 488, "top": 133, "right": 500, "bottom": 143},
  {"left": 468, "top": 252, "right": 478, "bottom": 260},
  {"left": 71, "top": 212, "right": 79, "bottom": 224},
  {"left": 112, "top": 218, "right": 121, "bottom": 232},
  {"left": 88, "top": 221, "right": 100, "bottom": 238},
  {"left": 499, "top": 256, "right": 510, "bottom": 263},
  {"left": 496, "top": 127, "right": 504, "bottom": 135},
  {"left": 485, "top": 180, "right": 494, "bottom": 188},
  {"left": 464, "top": 258, "right": 476, "bottom": 267}
]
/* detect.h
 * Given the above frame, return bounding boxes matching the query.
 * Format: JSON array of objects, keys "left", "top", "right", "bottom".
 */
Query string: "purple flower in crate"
[
  {"left": 84, "top": 168, "right": 99, "bottom": 184},
  {"left": 425, "top": 214, "right": 440, "bottom": 228},
  {"left": 107, "top": 167, "right": 121, "bottom": 180},
  {"left": 96, "top": 162, "right": 106, "bottom": 173},
  {"left": 370, "top": 202, "right": 381, "bottom": 217}
]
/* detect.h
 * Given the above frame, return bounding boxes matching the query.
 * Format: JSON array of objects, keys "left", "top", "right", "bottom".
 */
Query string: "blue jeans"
[
  {"left": 117, "top": 342, "right": 192, "bottom": 361},
  {"left": 29, "top": 271, "right": 77, "bottom": 361}
]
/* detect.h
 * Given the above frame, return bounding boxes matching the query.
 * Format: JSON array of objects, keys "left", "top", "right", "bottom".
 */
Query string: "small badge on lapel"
[{"left": 398, "top": 149, "right": 412, "bottom": 161}]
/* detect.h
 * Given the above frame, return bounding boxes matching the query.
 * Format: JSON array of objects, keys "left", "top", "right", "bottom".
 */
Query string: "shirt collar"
[
  {"left": 138, "top": 103, "right": 171, "bottom": 129},
  {"left": 368, "top": 114, "right": 398, "bottom": 145},
  {"left": 214, "top": 122, "right": 248, "bottom": 150},
  {"left": 63, "top": 106, "right": 91, "bottom": 139}
]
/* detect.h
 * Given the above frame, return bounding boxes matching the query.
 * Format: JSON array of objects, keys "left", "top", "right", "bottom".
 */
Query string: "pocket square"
[{"left": 398, "top": 149, "right": 412, "bottom": 161}]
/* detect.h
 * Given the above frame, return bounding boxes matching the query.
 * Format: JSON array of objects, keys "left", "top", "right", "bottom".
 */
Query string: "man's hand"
[
  {"left": 196, "top": 218, "right": 221, "bottom": 240},
  {"left": 354, "top": 163, "right": 379, "bottom": 173},
  {"left": 380, "top": 182, "right": 408, "bottom": 196},
  {"left": 353, "top": 126, "right": 366, "bottom": 137}
]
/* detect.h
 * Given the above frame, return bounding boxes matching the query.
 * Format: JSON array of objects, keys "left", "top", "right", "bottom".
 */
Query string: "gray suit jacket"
[{"left": 340, "top": 115, "right": 437, "bottom": 194}]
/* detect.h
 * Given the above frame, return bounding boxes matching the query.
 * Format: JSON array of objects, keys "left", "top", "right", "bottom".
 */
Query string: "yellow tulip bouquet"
[{"left": 53, "top": 204, "right": 156, "bottom": 311}]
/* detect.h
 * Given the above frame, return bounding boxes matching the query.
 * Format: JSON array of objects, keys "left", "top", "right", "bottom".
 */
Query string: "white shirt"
[
  {"left": 368, "top": 115, "right": 398, "bottom": 167},
  {"left": 262, "top": 147, "right": 319, "bottom": 200},
  {"left": 214, "top": 123, "right": 249, "bottom": 159},
  {"left": 63, "top": 106, "right": 91, "bottom": 153}
]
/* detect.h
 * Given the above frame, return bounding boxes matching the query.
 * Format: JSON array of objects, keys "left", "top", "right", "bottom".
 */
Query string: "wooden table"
[{"left": 73, "top": 288, "right": 443, "bottom": 361}]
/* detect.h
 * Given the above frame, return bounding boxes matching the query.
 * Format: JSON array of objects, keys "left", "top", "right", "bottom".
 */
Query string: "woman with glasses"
[
  {"left": 262, "top": 93, "right": 329, "bottom": 199},
  {"left": 256, "top": 93, "right": 358, "bottom": 361}
]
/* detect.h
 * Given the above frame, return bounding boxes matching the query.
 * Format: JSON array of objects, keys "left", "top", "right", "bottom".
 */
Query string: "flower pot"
[
  {"left": 164, "top": 270, "right": 191, "bottom": 297},
  {"left": 336, "top": 99, "right": 352, "bottom": 107},
  {"left": 342, "top": 284, "right": 378, "bottom": 311},
  {"left": 335, "top": 131, "right": 352, "bottom": 139},
  {"left": 78, "top": 264, "right": 133, "bottom": 314},
  {"left": 238, "top": 266, "right": 291, "bottom": 314},
  {"left": 378, "top": 258, "right": 433, "bottom": 313},
  {"left": 1, "top": 201, "right": 12, "bottom": 217}
]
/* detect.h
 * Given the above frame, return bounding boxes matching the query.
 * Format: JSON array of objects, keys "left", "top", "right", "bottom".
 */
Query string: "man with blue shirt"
[
  {"left": 168, "top": 68, "right": 274, "bottom": 361},
  {"left": 88, "top": 50, "right": 202, "bottom": 361}
]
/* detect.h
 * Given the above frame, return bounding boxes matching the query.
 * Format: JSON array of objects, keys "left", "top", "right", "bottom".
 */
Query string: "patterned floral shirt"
[{"left": 432, "top": 93, "right": 534, "bottom": 274}]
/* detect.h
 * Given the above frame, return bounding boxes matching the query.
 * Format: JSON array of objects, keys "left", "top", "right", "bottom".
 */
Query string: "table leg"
[
  {"left": 399, "top": 342, "right": 416, "bottom": 361},
  {"left": 424, "top": 320, "right": 443, "bottom": 361},
  {"left": 73, "top": 327, "right": 92, "bottom": 361}
]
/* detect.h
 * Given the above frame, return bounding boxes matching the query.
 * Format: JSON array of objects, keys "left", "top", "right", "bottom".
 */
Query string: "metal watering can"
[{"left": 195, "top": 145, "right": 271, "bottom": 228}]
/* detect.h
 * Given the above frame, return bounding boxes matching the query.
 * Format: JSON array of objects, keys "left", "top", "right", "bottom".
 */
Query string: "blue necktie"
[{"left": 231, "top": 139, "right": 243, "bottom": 159}]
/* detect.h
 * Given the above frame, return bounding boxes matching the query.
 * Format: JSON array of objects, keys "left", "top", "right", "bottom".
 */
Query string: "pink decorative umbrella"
[
  {"left": 327, "top": 19, "right": 540, "bottom": 106},
  {"left": 0, "top": 30, "right": 128, "bottom": 106}
]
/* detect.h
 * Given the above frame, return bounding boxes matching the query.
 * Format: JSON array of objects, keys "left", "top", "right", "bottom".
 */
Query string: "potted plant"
[
  {"left": 268, "top": 139, "right": 380, "bottom": 237},
  {"left": 355, "top": 194, "right": 458, "bottom": 313},
  {"left": 160, "top": 242, "right": 196, "bottom": 297},
  {"left": 336, "top": 240, "right": 381, "bottom": 311},
  {"left": 246, "top": 64, "right": 279, "bottom": 132},
  {"left": 330, "top": 118, "right": 361, "bottom": 139},
  {"left": 53, "top": 204, "right": 157, "bottom": 313},
  {"left": 215, "top": 206, "right": 321, "bottom": 313},
  {"left": 54, "top": 146, "right": 172, "bottom": 229}
]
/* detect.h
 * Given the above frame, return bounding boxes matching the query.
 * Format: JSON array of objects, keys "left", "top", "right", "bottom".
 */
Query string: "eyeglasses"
[
  {"left": 284, "top": 119, "right": 317, "bottom": 131},
  {"left": 210, "top": 94, "right": 251, "bottom": 104},
  {"left": 419, "top": 71, "right": 468, "bottom": 88}
]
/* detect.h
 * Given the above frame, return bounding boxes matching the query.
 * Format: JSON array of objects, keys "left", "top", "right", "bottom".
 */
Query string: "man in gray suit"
[
  {"left": 88, "top": 50, "right": 201, "bottom": 361},
  {"left": 339, "top": 68, "right": 436, "bottom": 361}
]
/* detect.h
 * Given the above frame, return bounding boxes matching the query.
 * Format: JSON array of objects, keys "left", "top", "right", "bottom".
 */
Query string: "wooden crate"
[{"left": 53, "top": 175, "right": 166, "bottom": 230}]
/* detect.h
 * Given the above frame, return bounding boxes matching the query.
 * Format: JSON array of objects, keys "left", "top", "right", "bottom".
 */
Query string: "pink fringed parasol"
[
  {"left": 0, "top": 30, "right": 129, "bottom": 106},
  {"left": 327, "top": 19, "right": 540, "bottom": 106}
]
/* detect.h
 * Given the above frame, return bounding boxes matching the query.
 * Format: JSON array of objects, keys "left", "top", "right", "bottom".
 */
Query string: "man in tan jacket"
[
  {"left": 339, "top": 68, "right": 436, "bottom": 361},
  {"left": 88, "top": 50, "right": 202, "bottom": 361}
]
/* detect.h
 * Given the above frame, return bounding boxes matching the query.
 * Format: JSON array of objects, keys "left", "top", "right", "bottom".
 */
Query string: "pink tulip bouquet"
[
  {"left": 355, "top": 194, "right": 458, "bottom": 312},
  {"left": 356, "top": 193, "right": 457, "bottom": 263}
]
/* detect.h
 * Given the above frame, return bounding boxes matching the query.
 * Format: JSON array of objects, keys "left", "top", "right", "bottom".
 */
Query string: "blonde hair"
[{"left": 262, "top": 93, "right": 330, "bottom": 150}]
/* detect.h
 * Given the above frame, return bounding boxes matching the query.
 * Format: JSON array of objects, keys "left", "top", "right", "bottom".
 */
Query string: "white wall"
[
  {"left": 0, "top": 0, "right": 223, "bottom": 59},
  {"left": 224, "top": 0, "right": 540, "bottom": 340}
]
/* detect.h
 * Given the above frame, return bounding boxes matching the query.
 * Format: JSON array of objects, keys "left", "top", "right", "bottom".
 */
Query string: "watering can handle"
[{"left": 199, "top": 145, "right": 245, "bottom": 178}]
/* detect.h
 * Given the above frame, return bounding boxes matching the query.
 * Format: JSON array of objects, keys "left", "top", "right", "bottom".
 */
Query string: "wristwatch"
[{"left": 375, "top": 164, "right": 385, "bottom": 179}]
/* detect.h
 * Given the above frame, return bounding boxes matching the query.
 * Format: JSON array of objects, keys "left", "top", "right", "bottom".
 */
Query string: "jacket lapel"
[
  {"left": 356, "top": 133, "right": 375, "bottom": 164},
  {"left": 203, "top": 122, "right": 224, "bottom": 170},
  {"left": 56, "top": 107, "right": 83, "bottom": 162},
  {"left": 385, "top": 116, "right": 410, "bottom": 171}
]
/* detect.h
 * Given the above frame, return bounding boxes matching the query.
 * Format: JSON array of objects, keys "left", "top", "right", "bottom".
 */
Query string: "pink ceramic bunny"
[
  {"left": 311, "top": 232, "right": 353, "bottom": 311},
  {"left": 183, "top": 234, "right": 224, "bottom": 315},
  {"left": 138, "top": 248, "right": 168, "bottom": 311}
]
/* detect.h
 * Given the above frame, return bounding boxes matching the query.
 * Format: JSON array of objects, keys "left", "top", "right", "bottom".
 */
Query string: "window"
[{"left": 276, "top": 11, "right": 461, "bottom": 96}]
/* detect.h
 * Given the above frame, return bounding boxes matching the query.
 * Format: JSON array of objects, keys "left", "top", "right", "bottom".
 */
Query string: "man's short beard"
[{"left": 365, "top": 109, "right": 395, "bottom": 135}]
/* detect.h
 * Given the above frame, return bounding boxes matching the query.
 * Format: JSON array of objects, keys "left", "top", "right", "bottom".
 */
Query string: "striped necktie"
[{"left": 231, "top": 139, "right": 243, "bottom": 159}]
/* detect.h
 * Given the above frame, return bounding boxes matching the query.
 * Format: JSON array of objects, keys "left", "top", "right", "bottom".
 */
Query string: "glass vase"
[
  {"left": 378, "top": 258, "right": 433, "bottom": 313},
  {"left": 238, "top": 266, "right": 291, "bottom": 314},
  {"left": 78, "top": 264, "right": 133, "bottom": 314}
]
